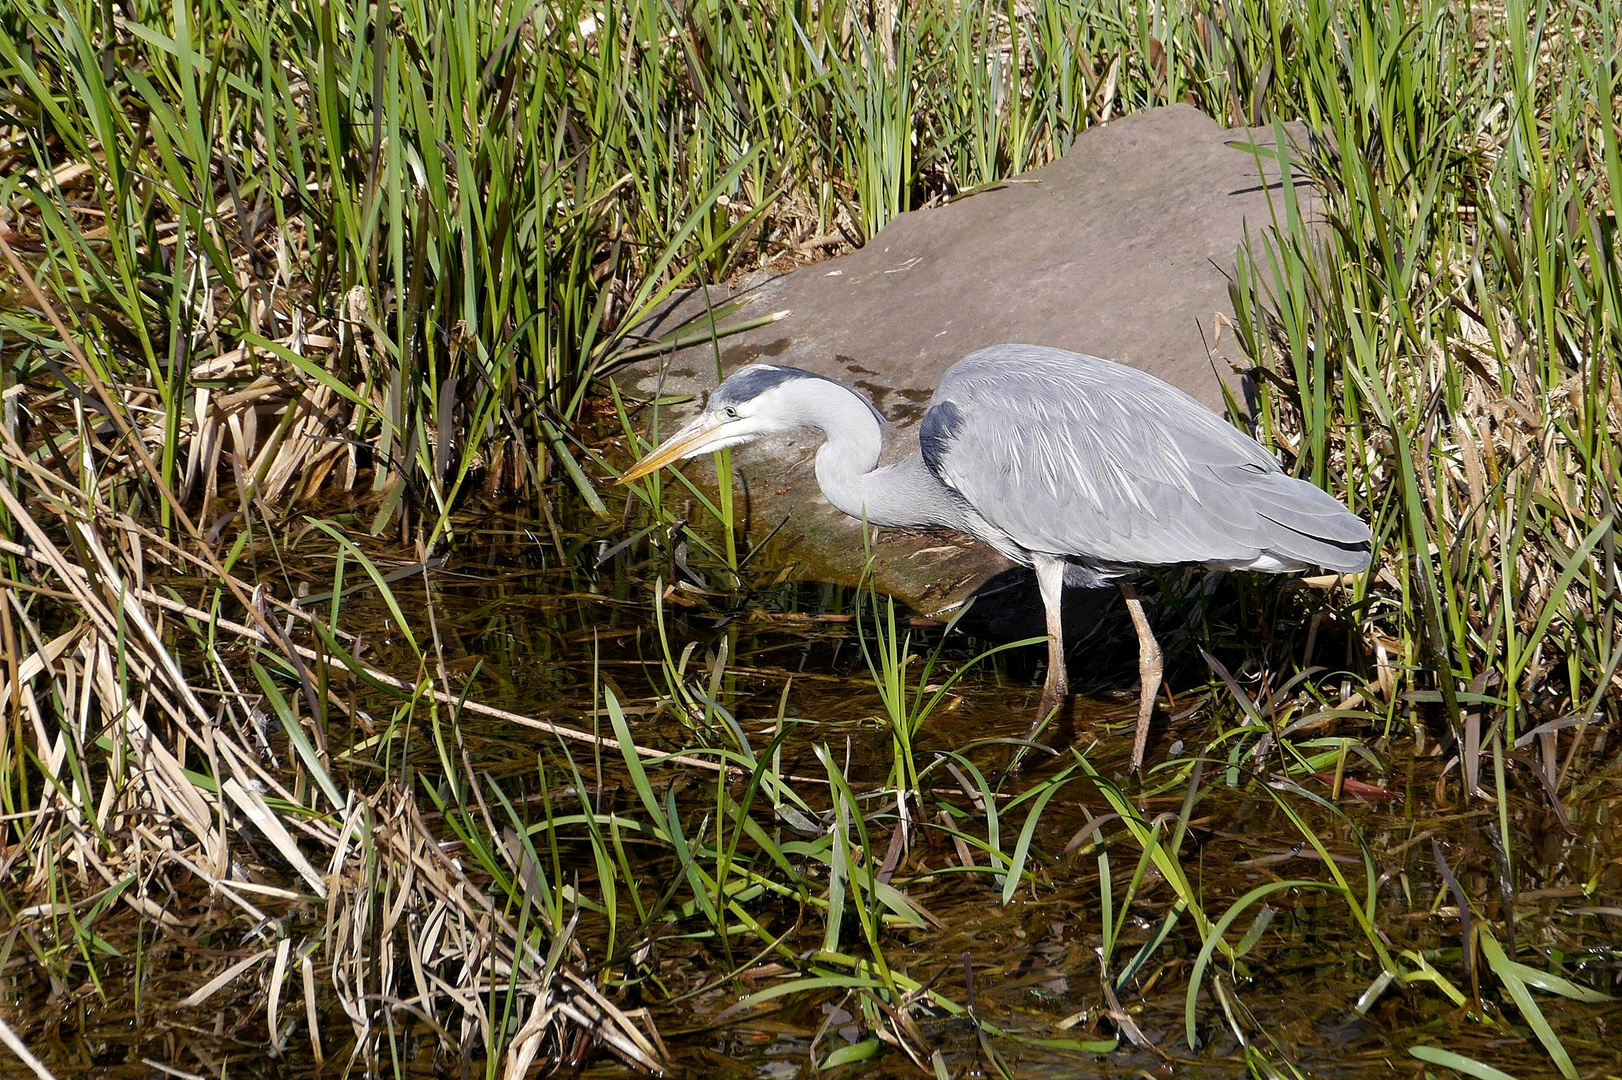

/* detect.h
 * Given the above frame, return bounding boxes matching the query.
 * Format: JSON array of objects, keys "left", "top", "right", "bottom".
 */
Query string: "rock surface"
[{"left": 615, "top": 105, "right": 1309, "bottom": 614}]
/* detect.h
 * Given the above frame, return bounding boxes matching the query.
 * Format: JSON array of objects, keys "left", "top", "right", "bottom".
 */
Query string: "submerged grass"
[{"left": 3, "top": 0, "right": 1621, "bottom": 1075}]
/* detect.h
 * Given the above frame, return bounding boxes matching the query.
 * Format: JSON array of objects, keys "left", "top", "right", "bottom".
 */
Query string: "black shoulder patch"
[{"left": 919, "top": 399, "right": 964, "bottom": 475}]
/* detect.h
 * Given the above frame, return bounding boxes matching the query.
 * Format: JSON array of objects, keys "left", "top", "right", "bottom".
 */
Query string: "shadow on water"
[{"left": 11, "top": 502, "right": 1619, "bottom": 1079}]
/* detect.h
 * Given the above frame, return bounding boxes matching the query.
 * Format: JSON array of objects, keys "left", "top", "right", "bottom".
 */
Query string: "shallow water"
[
  {"left": 6, "top": 504, "right": 1620, "bottom": 1078},
  {"left": 415, "top": 511, "right": 1622, "bottom": 1077}
]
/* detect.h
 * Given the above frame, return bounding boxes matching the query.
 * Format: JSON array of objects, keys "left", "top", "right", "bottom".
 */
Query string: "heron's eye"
[{"left": 724, "top": 406, "right": 740, "bottom": 419}]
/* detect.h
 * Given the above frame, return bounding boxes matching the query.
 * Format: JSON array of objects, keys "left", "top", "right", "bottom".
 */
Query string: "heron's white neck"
[{"left": 789, "top": 378, "right": 967, "bottom": 532}]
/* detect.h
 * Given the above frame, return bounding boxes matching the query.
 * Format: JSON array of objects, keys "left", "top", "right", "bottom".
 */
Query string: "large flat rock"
[{"left": 616, "top": 105, "right": 1309, "bottom": 614}]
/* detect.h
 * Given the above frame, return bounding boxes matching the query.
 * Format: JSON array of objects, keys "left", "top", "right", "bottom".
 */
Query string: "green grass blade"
[{"left": 1408, "top": 1045, "right": 1523, "bottom": 1080}]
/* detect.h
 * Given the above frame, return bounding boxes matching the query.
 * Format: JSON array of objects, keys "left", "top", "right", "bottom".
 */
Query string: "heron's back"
[{"left": 918, "top": 346, "right": 1372, "bottom": 574}]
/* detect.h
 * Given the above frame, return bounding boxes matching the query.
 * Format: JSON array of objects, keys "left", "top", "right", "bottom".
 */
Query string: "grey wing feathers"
[
  {"left": 1243, "top": 468, "right": 1374, "bottom": 572},
  {"left": 920, "top": 345, "right": 1372, "bottom": 572}
]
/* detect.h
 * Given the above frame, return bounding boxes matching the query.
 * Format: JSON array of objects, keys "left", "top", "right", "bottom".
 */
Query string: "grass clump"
[
  {"left": 1230, "top": 0, "right": 1620, "bottom": 749},
  {"left": 0, "top": 387, "right": 667, "bottom": 1071}
]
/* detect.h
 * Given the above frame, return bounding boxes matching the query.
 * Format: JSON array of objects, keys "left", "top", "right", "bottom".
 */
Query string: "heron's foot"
[
  {"left": 1128, "top": 664, "right": 1163, "bottom": 775},
  {"left": 1005, "top": 688, "right": 1068, "bottom": 777},
  {"left": 1025, "top": 685, "right": 1070, "bottom": 745}
]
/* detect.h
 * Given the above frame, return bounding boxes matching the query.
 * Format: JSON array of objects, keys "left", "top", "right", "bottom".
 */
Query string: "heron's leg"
[
  {"left": 1026, "top": 554, "right": 1069, "bottom": 740},
  {"left": 1118, "top": 581, "right": 1163, "bottom": 773}
]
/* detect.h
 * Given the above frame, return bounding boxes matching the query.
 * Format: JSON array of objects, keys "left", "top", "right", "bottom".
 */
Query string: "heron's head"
[{"left": 618, "top": 365, "right": 824, "bottom": 484}]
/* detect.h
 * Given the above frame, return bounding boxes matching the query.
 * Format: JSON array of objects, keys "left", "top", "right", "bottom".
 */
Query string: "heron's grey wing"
[{"left": 920, "top": 346, "right": 1370, "bottom": 571}]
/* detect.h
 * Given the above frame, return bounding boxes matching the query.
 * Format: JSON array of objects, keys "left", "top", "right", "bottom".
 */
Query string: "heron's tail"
[{"left": 1254, "top": 473, "right": 1374, "bottom": 574}]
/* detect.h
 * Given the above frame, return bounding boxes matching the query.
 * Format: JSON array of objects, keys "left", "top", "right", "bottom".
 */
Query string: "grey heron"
[{"left": 619, "top": 344, "right": 1372, "bottom": 771}]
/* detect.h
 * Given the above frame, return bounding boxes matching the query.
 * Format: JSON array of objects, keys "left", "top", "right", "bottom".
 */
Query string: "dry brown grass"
[{"left": 0, "top": 240, "right": 666, "bottom": 1073}]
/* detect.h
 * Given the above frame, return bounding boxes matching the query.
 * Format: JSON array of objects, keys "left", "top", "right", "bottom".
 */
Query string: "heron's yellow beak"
[{"left": 617, "top": 415, "right": 728, "bottom": 484}]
